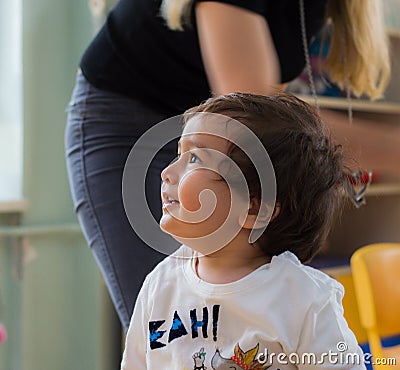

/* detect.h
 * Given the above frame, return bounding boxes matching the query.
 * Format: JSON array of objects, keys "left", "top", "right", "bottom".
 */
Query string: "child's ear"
[{"left": 239, "top": 197, "right": 280, "bottom": 229}]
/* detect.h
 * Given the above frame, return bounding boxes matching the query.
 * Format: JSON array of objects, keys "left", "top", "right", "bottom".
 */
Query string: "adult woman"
[{"left": 65, "top": 0, "right": 390, "bottom": 332}]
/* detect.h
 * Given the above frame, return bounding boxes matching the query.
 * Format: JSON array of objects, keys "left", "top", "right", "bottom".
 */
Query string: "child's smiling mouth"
[{"left": 162, "top": 193, "right": 180, "bottom": 209}]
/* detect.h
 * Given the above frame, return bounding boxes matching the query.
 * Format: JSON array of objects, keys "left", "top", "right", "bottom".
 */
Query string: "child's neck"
[{"left": 194, "top": 235, "right": 270, "bottom": 284}]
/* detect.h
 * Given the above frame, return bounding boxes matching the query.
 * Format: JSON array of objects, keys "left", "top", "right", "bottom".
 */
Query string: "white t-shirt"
[{"left": 121, "top": 246, "right": 366, "bottom": 369}]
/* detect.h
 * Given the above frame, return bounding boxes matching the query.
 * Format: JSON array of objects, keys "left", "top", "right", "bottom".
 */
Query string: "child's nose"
[{"left": 161, "top": 160, "right": 179, "bottom": 184}]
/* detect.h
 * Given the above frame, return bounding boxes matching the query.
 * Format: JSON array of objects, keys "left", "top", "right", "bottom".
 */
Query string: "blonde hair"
[
  {"left": 161, "top": 0, "right": 391, "bottom": 100},
  {"left": 160, "top": 0, "right": 193, "bottom": 31},
  {"left": 325, "top": 0, "right": 390, "bottom": 100}
]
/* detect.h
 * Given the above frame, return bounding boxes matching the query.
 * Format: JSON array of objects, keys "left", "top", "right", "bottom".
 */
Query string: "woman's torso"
[{"left": 80, "top": 0, "right": 328, "bottom": 116}]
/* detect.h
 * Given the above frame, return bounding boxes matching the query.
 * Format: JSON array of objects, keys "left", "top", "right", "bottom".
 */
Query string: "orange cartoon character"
[{"left": 211, "top": 343, "right": 272, "bottom": 370}]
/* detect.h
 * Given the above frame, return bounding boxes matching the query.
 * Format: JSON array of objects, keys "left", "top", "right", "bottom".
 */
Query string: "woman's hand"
[{"left": 195, "top": 2, "right": 284, "bottom": 96}]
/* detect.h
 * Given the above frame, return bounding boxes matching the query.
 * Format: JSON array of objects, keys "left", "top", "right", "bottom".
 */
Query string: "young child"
[{"left": 121, "top": 93, "right": 365, "bottom": 369}]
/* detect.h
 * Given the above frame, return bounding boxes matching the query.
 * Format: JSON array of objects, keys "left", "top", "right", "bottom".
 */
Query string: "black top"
[{"left": 80, "top": 0, "right": 328, "bottom": 116}]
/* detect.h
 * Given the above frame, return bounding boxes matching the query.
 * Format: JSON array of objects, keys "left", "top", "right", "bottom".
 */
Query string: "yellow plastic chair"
[{"left": 351, "top": 243, "right": 400, "bottom": 369}]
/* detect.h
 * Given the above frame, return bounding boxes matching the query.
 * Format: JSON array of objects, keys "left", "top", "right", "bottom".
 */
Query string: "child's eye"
[{"left": 189, "top": 152, "right": 200, "bottom": 163}]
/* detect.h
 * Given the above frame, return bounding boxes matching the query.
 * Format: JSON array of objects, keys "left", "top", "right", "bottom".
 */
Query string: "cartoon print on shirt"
[
  {"left": 192, "top": 347, "right": 207, "bottom": 369},
  {"left": 211, "top": 343, "right": 273, "bottom": 370}
]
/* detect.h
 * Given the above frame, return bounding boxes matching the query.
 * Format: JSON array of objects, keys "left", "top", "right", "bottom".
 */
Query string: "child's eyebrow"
[{"left": 177, "top": 139, "right": 213, "bottom": 157}]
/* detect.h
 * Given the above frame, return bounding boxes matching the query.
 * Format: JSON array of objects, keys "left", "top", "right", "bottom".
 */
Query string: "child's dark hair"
[{"left": 184, "top": 92, "right": 347, "bottom": 263}]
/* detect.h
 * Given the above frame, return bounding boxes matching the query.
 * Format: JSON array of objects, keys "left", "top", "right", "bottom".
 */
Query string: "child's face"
[{"left": 160, "top": 115, "right": 247, "bottom": 253}]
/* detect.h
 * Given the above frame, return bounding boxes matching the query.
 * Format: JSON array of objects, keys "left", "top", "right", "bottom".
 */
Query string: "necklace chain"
[
  {"left": 299, "top": 0, "right": 319, "bottom": 111},
  {"left": 299, "top": 0, "right": 353, "bottom": 123}
]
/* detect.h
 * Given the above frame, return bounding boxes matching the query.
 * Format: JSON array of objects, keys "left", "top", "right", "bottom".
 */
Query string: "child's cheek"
[
  {"left": 179, "top": 170, "right": 230, "bottom": 220},
  {"left": 178, "top": 173, "right": 204, "bottom": 212}
]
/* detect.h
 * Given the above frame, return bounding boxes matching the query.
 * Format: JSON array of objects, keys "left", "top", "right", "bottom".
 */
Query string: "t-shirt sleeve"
[
  {"left": 194, "top": 0, "right": 266, "bottom": 16},
  {"left": 120, "top": 278, "right": 150, "bottom": 370},
  {"left": 296, "top": 287, "right": 366, "bottom": 369}
]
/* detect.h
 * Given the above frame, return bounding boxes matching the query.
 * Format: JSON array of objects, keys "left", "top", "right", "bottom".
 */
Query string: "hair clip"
[{"left": 344, "top": 170, "right": 373, "bottom": 208}]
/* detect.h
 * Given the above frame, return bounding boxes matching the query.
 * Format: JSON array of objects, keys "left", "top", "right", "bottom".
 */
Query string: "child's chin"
[
  {"left": 159, "top": 217, "right": 183, "bottom": 239},
  {"left": 159, "top": 218, "right": 171, "bottom": 234}
]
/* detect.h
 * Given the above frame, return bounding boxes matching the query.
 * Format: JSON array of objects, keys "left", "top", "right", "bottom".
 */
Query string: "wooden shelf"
[
  {"left": 366, "top": 183, "right": 400, "bottom": 196},
  {"left": 296, "top": 94, "right": 400, "bottom": 114},
  {"left": 0, "top": 199, "right": 29, "bottom": 214},
  {"left": 387, "top": 27, "right": 400, "bottom": 38}
]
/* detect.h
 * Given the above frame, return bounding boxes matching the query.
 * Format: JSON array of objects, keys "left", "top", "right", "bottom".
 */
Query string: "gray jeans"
[{"left": 65, "top": 71, "right": 178, "bottom": 331}]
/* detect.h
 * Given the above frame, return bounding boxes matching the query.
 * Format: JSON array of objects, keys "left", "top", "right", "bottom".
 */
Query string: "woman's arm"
[{"left": 195, "top": 2, "right": 284, "bottom": 95}]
